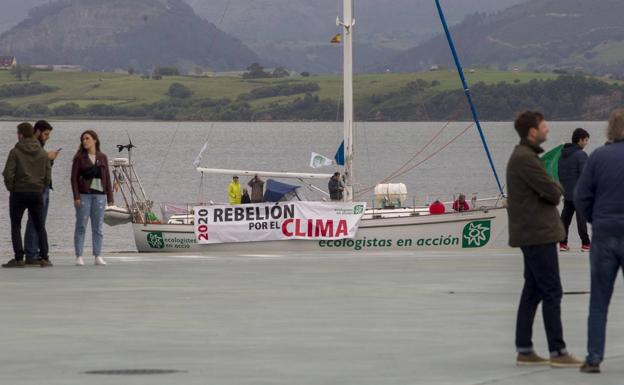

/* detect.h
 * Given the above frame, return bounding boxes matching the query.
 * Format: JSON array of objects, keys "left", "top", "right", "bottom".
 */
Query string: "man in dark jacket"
[
  {"left": 328, "top": 172, "right": 344, "bottom": 201},
  {"left": 24, "top": 120, "right": 59, "bottom": 265},
  {"left": 2, "top": 122, "right": 52, "bottom": 268},
  {"left": 558, "top": 128, "right": 591, "bottom": 252},
  {"left": 506, "top": 111, "right": 580, "bottom": 367},
  {"left": 575, "top": 109, "right": 624, "bottom": 373}
]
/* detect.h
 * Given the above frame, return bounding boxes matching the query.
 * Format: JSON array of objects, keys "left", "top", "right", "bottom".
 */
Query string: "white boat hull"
[{"left": 133, "top": 207, "right": 508, "bottom": 254}]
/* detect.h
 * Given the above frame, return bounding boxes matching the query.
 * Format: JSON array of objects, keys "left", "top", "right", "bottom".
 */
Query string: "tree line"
[
  {"left": 360, "top": 75, "right": 624, "bottom": 121},
  {"left": 2, "top": 74, "right": 623, "bottom": 121}
]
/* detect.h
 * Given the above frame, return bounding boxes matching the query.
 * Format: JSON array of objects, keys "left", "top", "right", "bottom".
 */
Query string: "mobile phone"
[{"left": 56, "top": 147, "right": 62, "bottom": 152}]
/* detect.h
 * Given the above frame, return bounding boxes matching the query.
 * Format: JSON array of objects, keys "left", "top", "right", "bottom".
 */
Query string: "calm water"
[{"left": 0, "top": 120, "right": 608, "bottom": 254}]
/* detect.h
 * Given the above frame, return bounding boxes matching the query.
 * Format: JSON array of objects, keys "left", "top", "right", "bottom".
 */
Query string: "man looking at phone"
[{"left": 24, "top": 120, "right": 59, "bottom": 265}]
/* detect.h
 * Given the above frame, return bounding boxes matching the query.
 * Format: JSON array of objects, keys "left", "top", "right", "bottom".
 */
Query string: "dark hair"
[
  {"left": 514, "top": 111, "right": 544, "bottom": 139},
  {"left": 74, "top": 130, "right": 101, "bottom": 159},
  {"left": 571, "top": 128, "right": 590, "bottom": 144},
  {"left": 333, "top": 172, "right": 340, "bottom": 177},
  {"left": 17, "top": 122, "right": 34, "bottom": 138},
  {"left": 34, "top": 120, "right": 53, "bottom": 133}
]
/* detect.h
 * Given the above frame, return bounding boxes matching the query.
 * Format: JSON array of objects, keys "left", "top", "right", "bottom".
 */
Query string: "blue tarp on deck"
[{"left": 263, "top": 179, "right": 300, "bottom": 202}]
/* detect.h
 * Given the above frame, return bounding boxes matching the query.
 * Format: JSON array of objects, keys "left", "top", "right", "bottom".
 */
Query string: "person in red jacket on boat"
[
  {"left": 429, "top": 200, "right": 446, "bottom": 215},
  {"left": 452, "top": 194, "right": 470, "bottom": 212}
]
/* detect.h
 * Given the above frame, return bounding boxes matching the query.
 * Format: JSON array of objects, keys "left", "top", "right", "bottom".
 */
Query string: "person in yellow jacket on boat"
[{"left": 228, "top": 176, "right": 242, "bottom": 205}]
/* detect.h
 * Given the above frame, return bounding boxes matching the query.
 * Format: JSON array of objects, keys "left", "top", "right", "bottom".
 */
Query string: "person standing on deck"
[
  {"left": 247, "top": 174, "right": 264, "bottom": 203},
  {"left": 2, "top": 122, "right": 52, "bottom": 268},
  {"left": 558, "top": 128, "right": 591, "bottom": 252},
  {"left": 575, "top": 109, "right": 624, "bottom": 374},
  {"left": 506, "top": 111, "right": 581, "bottom": 368},
  {"left": 328, "top": 172, "right": 344, "bottom": 201},
  {"left": 24, "top": 120, "right": 59, "bottom": 266},
  {"left": 228, "top": 176, "right": 242, "bottom": 205}
]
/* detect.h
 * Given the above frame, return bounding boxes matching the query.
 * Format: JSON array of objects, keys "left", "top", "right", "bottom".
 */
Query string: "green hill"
[{"left": 2, "top": 68, "right": 623, "bottom": 121}]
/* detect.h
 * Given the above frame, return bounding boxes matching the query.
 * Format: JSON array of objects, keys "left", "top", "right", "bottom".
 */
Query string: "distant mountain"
[
  {"left": 187, "top": 0, "right": 525, "bottom": 73},
  {"left": 0, "top": 0, "right": 44, "bottom": 33},
  {"left": 0, "top": 0, "right": 259, "bottom": 72},
  {"left": 0, "top": 0, "right": 527, "bottom": 73},
  {"left": 384, "top": 0, "right": 624, "bottom": 76}
]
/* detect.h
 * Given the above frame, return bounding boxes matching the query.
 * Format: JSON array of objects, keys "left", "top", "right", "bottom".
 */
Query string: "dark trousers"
[
  {"left": 561, "top": 200, "right": 590, "bottom": 245},
  {"left": 516, "top": 243, "right": 566, "bottom": 355},
  {"left": 9, "top": 192, "right": 49, "bottom": 261},
  {"left": 25, "top": 187, "right": 50, "bottom": 261},
  {"left": 586, "top": 237, "right": 624, "bottom": 364}
]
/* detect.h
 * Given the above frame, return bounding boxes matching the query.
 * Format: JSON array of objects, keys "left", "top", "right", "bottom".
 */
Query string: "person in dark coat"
[
  {"left": 328, "top": 172, "right": 344, "bottom": 201},
  {"left": 241, "top": 188, "right": 252, "bottom": 204},
  {"left": 506, "top": 111, "right": 581, "bottom": 367},
  {"left": 575, "top": 109, "right": 624, "bottom": 373},
  {"left": 558, "top": 128, "right": 591, "bottom": 252},
  {"left": 24, "top": 120, "right": 59, "bottom": 265}
]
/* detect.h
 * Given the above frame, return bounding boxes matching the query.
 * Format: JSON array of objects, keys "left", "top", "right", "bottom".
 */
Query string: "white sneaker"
[
  {"left": 94, "top": 256, "right": 107, "bottom": 266},
  {"left": 75, "top": 256, "right": 85, "bottom": 266}
]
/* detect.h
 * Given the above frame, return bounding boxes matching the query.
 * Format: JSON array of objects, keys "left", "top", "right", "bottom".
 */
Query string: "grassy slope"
[{"left": 0, "top": 69, "right": 564, "bottom": 112}]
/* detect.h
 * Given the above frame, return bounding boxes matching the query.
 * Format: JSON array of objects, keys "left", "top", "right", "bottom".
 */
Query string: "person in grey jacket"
[
  {"left": 247, "top": 174, "right": 264, "bottom": 203},
  {"left": 558, "top": 128, "right": 591, "bottom": 252}
]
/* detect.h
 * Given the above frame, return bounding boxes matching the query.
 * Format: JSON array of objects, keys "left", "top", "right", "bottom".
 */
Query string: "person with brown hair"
[
  {"left": 2, "top": 122, "right": 52, "bottom": 268},
  {"left": 71, "top": 130, "right": 114, "bottom": 266},
  {"left": 24, "top": 120, "right": 59, "bottom": 265},
  {"left": 506, "top": 111, "right": 581, "bottom": 368}
]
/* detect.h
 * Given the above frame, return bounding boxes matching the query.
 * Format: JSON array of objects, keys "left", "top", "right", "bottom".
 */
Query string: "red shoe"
[
  {"left": 559, "top": 243, "right": 570, "bottom": 252},
  {"left": 581, "top": 244, "right": 591, "bottom": 252}
]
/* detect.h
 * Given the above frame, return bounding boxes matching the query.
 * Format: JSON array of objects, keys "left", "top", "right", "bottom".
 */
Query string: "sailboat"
[{"left": 106, "top": 0, "right": 509, "bottom": 253}]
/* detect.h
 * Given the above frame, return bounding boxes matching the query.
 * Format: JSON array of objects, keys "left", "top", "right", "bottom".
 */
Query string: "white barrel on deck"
[{"left": 374, "top": 183, "right": 407, "bottom": 208}]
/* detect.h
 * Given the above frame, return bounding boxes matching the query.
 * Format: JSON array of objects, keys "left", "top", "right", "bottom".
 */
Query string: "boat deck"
[{"left": 1, "top": 249, "right": 622, "bottom": 385}]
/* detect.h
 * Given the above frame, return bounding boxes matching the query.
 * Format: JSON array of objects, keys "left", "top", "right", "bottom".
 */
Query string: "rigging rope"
[
  {"left": 354, "top": 122, "right": 474, "bottom": 199},
  {"left": 150, "top": 0, "right": 230, "bottom": 200},
  {"left": 150, "top": 122, "right": 181, "bottom": 195},
  {"left": 380, "top": 120, "right": 453, "bottom": 183}
]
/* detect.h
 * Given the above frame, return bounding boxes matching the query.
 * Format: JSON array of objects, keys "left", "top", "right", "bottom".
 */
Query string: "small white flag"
[
  {"left": 193, "top": 142, "right": 209, "bottom": 168},
  {"left": 310, "top": 152, "right": 334, "bottom": 168}
]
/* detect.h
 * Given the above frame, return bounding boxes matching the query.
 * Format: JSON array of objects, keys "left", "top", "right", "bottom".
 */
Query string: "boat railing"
[{"left": 366, "top": 194, "right": 506, "bottom": 219}]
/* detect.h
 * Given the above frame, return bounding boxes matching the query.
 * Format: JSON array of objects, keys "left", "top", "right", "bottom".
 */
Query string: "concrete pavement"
[{"left": 1, "top": 249, "right": 623, "bottom": 385}]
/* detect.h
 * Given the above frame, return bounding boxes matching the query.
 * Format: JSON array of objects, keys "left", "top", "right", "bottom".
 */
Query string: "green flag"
[{"left": 540, "top": 144, "right": 564, "bottom": 181}]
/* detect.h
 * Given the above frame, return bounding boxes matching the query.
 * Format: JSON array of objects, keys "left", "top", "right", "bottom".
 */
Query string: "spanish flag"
[{"left": 330, "top": 33, "right": 341, "bottom": 44}]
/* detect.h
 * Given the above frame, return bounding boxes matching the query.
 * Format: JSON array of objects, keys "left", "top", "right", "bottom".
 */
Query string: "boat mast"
[
  {"left": 434, "top": 0, "right": 505, "bottom": 195},
  {"left": 341, "top": 0, "right": 354, "bottom": 202}
]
